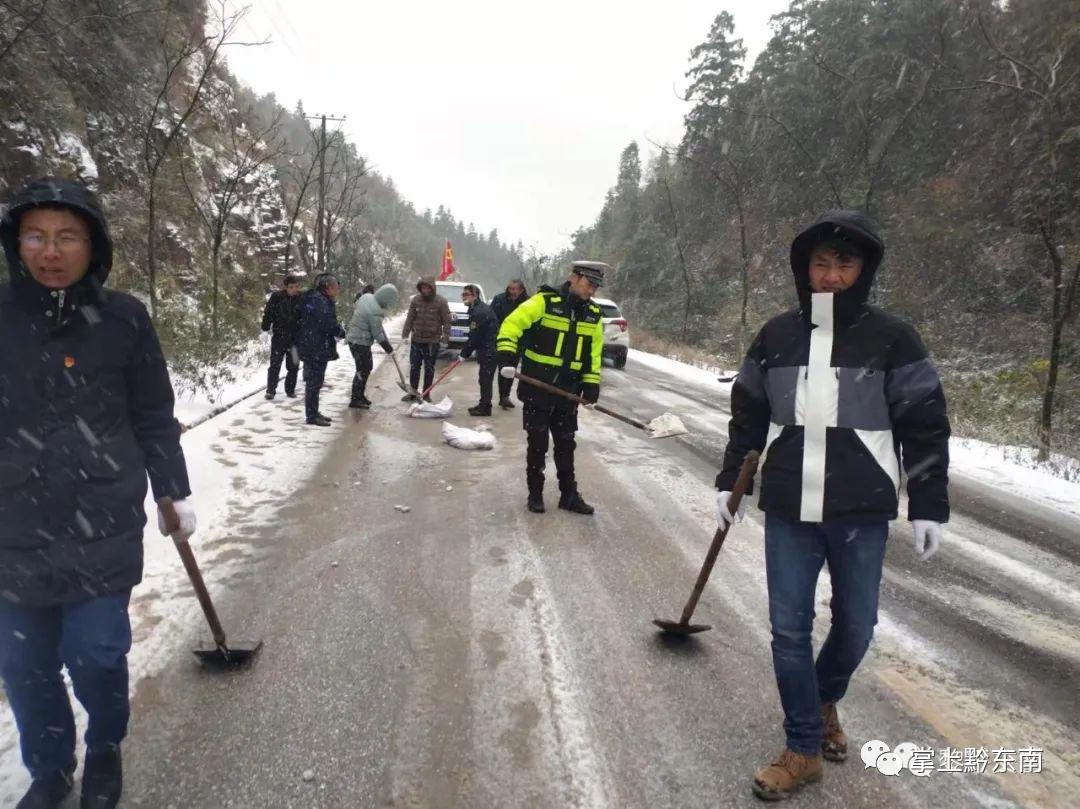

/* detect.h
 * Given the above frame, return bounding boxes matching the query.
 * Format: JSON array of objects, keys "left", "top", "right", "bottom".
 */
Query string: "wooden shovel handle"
[
  {"left": 158, "top": 498, "right": 228, "bottom": 649},
  {"left": 678, "top": 450, "right": 760, "bottom": 624},
  {"left": 512, "top": 371, "right": 650, "bottom": 431},
  {"left": 421, "top": 358, "right": 462, "bottom": 398}
]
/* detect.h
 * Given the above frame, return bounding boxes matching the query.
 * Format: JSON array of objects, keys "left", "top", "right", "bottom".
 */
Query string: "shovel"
[
  {"left": 653, "top": 451, "right": 759, "bottom": 636},
  {"left": 388, "top": 348, "right": 420, "bottom": 398},
  {"left": 159, "top": 498, "right": 263, "bottom": 666},
  {"left": 502, "top": 368, "right": 689, "bottom": 438}
]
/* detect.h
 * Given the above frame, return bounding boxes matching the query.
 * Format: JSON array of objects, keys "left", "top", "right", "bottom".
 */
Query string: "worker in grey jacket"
[{"left": 346, "top": 283, "right": 399, "bottom": 408}]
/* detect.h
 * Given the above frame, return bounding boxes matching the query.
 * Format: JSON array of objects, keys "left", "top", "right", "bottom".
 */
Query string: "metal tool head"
[
  {"left": 192, "top": 639, "right": 263, "bottom": 667},
  {"left": 652, "top": 618, "right": 712, "bottom": 635}
]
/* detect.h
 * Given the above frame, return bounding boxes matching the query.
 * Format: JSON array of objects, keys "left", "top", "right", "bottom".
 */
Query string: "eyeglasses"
[{"left": 19, "top": 233, "right": 90, "bottom": 252}]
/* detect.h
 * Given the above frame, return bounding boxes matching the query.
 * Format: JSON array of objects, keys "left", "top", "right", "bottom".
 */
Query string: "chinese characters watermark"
[{"left": 861, "top": 741, "right": 1044, "bottom": 777}]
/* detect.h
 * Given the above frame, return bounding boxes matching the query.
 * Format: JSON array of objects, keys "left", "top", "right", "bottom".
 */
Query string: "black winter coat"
[
  {"left": 261, "top": 290, "right": 302, "bottom": 346},
  {"left": 490, "top": 287, "right": 528, "bottom": 325},
  {"left": 460, "top": 300, "right": 497, "bottom": 361},
  {"left": 716, "top": 210, "right": 950, "bottom": 524},
  {"left": 296, "top": 289, "right": 344, "bottom": 363},
  {"left": 0, "top": 178, "right": 190, "bottom": 606}
]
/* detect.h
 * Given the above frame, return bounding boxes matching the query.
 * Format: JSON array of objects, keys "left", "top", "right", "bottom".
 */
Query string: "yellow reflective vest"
[{"left": 497, "top": 284, "right": 604, "bottom": 398}]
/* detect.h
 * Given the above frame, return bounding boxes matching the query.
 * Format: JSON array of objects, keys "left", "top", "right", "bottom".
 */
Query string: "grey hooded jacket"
[{"left": 347, "top": 283, "right": 399, "bottom": 346}]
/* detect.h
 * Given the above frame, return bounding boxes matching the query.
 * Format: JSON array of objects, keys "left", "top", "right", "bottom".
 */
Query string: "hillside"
[{"left": 0, "top": 0, "right": 527, "bottom": 385}]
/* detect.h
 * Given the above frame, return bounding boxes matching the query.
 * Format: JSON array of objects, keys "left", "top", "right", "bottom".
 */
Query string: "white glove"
[
  {"left": 158, "top": 498, "right": 197, "bottom": 543},
  {"left": 715, "top": 490, "right": 745, "bottom": 529},
  {"left": 912, "top": 520, "right": 942, "bottom": 561}
]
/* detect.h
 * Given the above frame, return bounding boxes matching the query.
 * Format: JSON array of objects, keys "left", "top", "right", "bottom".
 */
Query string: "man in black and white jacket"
[{"left": 715, "top": 211, "right": 950, "bottom": 801}]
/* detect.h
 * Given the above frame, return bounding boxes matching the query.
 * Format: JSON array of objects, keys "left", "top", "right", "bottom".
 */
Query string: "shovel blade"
[
  {"left": 192, "top": 639, "right": 263, "bottom": 667},
  {"left": 652, "top": 618, "right": 711, "bottom": 635}
]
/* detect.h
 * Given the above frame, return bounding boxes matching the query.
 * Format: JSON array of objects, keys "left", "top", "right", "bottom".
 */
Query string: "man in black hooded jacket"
[
  {"left": 0, "top": 178, "right": 194, "bottom": 809},
  {"left": 261, "top": 274, "right": 302, "bottom": 399},
  {"left": 714, "top": 211, "right": 950, "bottom": 801},
  {"left": 488, "top": 279, "right": 527, "bottom": 408}
]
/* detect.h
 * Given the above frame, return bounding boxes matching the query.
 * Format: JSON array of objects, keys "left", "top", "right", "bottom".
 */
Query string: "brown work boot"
[
  {"left": 752, "top": 749, "right": 823, "bottom": 801},
  {"left": 821, "top": 701, "right": 848, "bottom": 762}
]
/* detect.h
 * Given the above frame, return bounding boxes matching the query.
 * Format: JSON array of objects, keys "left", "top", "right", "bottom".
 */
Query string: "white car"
[
  {"left": 594, "top": 296, "right": 629, "bottom": 369},
  {"left": 435, "top": 281, "right": 486, "bottom": 351}
]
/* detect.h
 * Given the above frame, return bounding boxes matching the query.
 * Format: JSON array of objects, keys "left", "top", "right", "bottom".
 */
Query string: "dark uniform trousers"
[
  {"left": 477, "top": 357, "right": 497, "bottom": 408},
  {"left": 523, "top": 402, "right": 578, "bottom": 497}
]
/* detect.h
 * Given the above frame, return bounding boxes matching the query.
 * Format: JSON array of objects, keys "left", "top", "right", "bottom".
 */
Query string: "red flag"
[{"left": 439, "top": 239, "right": 455, "bottom": 281}]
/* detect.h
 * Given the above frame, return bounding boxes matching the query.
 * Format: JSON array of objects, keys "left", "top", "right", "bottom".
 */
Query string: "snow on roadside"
[
  {"left": 171, "top": 339, "right": 269, "bottom": 428},
  {"left": 628, "top": 348, "right": 735, "bottom": 388},
  {"left": 950, "top": 437, "right": 1080, "bottom": 517},
  {"left": 0, "top": 318, "right": 402, "bottom": 801}
]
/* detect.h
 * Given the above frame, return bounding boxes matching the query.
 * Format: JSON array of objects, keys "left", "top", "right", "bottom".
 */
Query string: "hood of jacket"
[
  {"left": 1, "top": 178, "right": 114, "bottom": 330},
  {"left": 789, "top": 209, "right": 884, "bottom": 324},
  {"left": 1, "top": 177, "right": 113, "bottom": 287},
  {"left": 374, "top": 283, "right": 399, "bottom": 309}
]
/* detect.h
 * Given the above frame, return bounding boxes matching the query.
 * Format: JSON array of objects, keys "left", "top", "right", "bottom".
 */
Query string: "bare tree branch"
[{"left": 0, "top": 0, "right": 50, "bottom": 66}]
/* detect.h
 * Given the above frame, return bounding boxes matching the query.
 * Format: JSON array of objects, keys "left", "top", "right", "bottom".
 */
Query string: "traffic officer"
[{"left": 496, "top": 261, "right": 608, "bottom": 514}]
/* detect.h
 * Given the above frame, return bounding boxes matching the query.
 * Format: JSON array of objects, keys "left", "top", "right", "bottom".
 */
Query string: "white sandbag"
[
  {"left": 408, "top": 395, "right": 453, "bottom": 419},
  {"left": 647, "top": 412, "right": 688, "bottom": 438},
  {"left": 442, "top": 421, "right": 496, "bottom": 450}
]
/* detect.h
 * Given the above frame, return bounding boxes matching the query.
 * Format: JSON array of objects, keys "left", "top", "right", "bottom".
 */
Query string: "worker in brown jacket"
[{"left": 401, "top": 275, "right": 452, "bottom": 400}]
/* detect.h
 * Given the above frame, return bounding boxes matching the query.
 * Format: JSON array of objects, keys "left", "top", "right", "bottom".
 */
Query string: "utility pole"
[{"left": 304, "top": 113, "right": 346, "bottom": 274}]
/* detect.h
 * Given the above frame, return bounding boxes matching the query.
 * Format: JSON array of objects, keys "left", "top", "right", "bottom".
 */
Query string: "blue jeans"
[
  {"left": 0, "top": 592, "right": 132, "bottom": 777},
  {"left": 764, "top": 512, "right": 887, "bottom": 755}
]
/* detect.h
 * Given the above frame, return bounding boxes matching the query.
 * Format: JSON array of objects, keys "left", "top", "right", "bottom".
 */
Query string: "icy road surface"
[{"left": 2, "top": 339, "right": 1077, "bottom": 808}]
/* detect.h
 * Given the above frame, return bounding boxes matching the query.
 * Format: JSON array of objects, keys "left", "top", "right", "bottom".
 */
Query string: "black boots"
[
  {"left": 16, "top": 749, "right": 122, "bottom": 809},
  {"left": 559, "top": 491, "right": 595, "bottom": 515},
  {"left": 349, "top": 397, "right": 371, "bottom": 409},
  {"left": 16, "top": 769, "right": 73, "bottom": 809},
  {"left": 307, "top": 414, "right": 332, "bottom": 426},
  {"left": 527, "top": 491, "right": 593, "bottom": 514},
  {"left": 499, "top": 398, "right": 516, "bottom": 409},
  {"left": 81, "top": 748, "right": 122, "bottom": 809},
  {"left": 468, "top": 404, "right": 492, "bottom": 416}
]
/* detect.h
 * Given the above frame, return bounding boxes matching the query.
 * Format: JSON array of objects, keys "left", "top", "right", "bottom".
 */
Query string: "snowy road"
[{"left": 3, "top": 346, "right": 1076, "bottom": 808}]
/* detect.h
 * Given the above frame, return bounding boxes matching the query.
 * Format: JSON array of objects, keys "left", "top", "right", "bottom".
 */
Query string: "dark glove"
[
  {"left": 581, "top": 383, "right": 599, "bottom": 404},
  {"left": 379, "top": 340, "right": 393, "bottom": 354},
  {"left": 460, "top": 346, "right": 473, "bottom": 360},
  {"left": 497, "top": 350, "right": 517, "bottom": 368}
]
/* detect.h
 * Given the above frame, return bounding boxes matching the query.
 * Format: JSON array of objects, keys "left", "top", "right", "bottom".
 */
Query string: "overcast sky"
[{"left": 226, "top": 1, "right": 791, "bottom": 254}]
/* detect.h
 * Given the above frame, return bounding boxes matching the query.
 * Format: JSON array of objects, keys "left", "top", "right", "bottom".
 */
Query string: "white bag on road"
[
  {"left": 442, "top": 421, "right": 496, "bottom": 450},
  {"left": 408, "top": 396, "right": 453, "bottom": 418}
]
